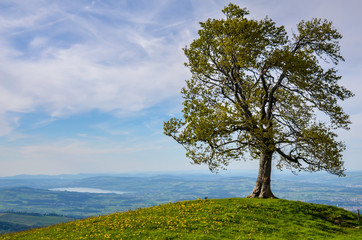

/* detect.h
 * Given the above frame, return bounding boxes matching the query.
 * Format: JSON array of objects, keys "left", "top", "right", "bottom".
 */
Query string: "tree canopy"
[{"left": 163, "top": 4, "right": 353, "bottom": 198}]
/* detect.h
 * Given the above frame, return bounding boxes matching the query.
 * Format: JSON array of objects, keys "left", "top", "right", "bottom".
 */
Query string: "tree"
[{"left": 163, "top": 4, "right": 353, "bottom": 198}]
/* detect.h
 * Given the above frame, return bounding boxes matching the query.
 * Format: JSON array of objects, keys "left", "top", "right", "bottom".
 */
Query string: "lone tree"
[{"left": 164, "top": 4, "right": 353, "bottom": 198}]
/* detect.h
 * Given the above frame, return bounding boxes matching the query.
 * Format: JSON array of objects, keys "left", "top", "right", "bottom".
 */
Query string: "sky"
[{"left": 0, "top": 0, "right": 361, "bottom": 177}]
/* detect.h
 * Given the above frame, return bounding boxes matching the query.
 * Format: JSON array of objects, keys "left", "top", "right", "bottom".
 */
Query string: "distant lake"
[{"left": 49, "top": 187, "right": 127, "bottom": 195}]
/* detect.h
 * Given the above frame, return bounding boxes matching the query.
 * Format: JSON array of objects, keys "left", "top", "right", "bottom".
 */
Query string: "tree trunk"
[{"left": 247, "top": 150, "right": 277, "bottom": 198}]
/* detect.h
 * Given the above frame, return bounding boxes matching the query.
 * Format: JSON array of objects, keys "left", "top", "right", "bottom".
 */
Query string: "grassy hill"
[{"left": 1, "top": 198, "right": 360, "bottom": 239}]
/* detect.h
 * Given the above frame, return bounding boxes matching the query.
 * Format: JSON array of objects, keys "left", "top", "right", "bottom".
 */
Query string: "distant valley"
[{"left": 0, "top": 171, "right": 361, "bottom": 234}]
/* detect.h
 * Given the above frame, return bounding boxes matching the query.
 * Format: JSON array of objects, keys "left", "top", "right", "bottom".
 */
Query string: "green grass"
[{"left": 1, "top": 198, "right": 360, "bottom": 239}]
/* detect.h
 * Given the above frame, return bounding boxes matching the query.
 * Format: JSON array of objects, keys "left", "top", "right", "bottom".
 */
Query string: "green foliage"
[
  {"left": 164, "top": 3, "right": 353, "bottom": 175},
  {"left": 2, "top": 198, "right": 360, "bottom": 239}
]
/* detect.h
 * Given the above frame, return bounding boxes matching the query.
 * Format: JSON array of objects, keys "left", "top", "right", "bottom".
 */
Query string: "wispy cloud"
[
  {"left": 0, "top": 136, "right": 181, "bottom": 175},
  {"left": 0, "top": 0, "right": 200, "bottom": 136}
]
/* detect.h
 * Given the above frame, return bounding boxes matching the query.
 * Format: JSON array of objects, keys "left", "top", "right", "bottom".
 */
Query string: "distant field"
[
  {"left": 0, "top": 172, "right": 360, "bottom": 220},
  {"left": 0, "top": 212, "right": 74, "bottom": 234}
]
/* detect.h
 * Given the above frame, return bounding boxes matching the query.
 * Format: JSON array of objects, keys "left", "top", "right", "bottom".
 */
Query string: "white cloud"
[
  {"left": 0, "top": 118, "right": 14, "bottom": 137},
  {"left": 0, "top": 137, "right": 188, "bottom": 176},
  {"left": 0, "top": 0, "right": 194, "bottom": 124},
  {"left": 0, "top": 5, "right": 50, "bottom": 32},
  {"left": 29, "top": 37, "right": 48, "bottom": 48}
]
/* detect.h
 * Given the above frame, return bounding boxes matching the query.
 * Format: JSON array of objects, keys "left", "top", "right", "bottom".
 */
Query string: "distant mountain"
[
  {"left": 0, "top": 212, "right": 75, "bottom": 234},
  {"left": 0, "top": 171, "right": 360, "bottom": 220}
]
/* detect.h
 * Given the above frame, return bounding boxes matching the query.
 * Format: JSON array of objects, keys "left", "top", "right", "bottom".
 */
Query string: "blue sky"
[{"left": 0, "top": 0, "right": 361, "bottom": 176}]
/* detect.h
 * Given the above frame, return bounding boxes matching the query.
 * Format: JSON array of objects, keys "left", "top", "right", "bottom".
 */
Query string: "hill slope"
[{"left": 1, "top": 198, "right": 361, "bottom": 239}]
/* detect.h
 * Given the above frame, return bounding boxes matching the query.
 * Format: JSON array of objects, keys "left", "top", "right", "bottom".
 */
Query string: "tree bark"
[{"left": 247, "top": 150, "right": 277, "bottom": 198}]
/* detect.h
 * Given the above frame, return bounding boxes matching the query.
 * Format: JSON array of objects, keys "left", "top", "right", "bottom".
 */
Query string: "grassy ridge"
[{"left": 1, "top": 198, "right": 361, "bottom": 239}]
